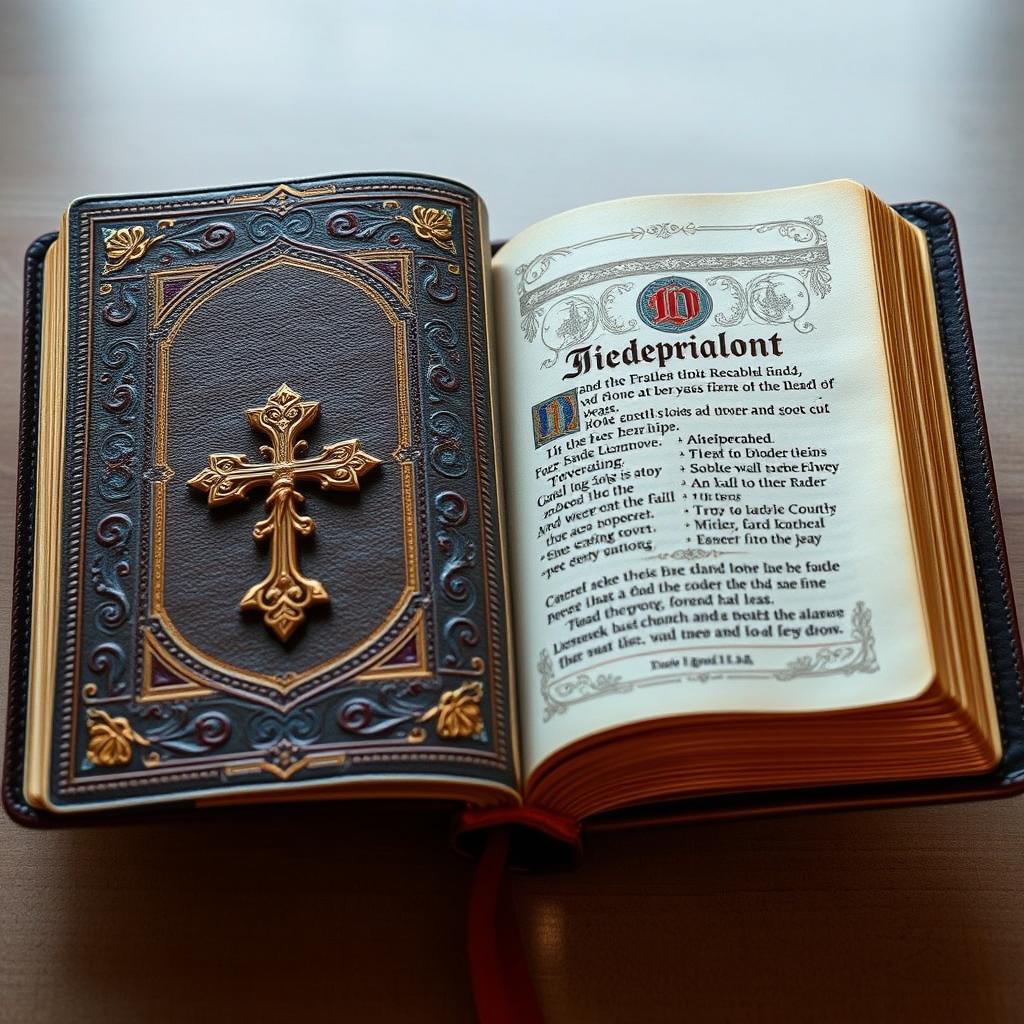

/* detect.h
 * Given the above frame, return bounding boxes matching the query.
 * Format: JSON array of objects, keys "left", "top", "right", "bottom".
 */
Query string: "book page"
[{"left": 492, "top": 181, "right": 933, "bottom": 779}]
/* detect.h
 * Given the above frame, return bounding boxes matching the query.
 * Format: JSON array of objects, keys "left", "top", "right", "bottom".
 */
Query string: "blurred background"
[{"left": 2, "top": 1, "right": 1024, "bottom": 1021}]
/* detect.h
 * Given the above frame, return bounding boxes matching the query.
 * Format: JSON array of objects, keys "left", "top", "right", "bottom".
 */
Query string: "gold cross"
[{"left": 188, "top": 384, "right": 381, "bottom": 642}]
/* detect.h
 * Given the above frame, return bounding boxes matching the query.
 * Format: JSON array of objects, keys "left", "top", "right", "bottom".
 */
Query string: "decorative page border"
[
  {"left": 537, "top": 602, "right": 877, "bottom": 720},
  {"left": 514, "top": 216, "right": 832, "bottom": 369}
]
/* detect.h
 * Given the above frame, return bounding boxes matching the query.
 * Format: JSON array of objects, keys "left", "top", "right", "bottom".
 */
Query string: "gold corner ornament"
[
  {"left": 188, "top": 384, "right": 382, "bottom": 642},
  {"left": 102, "top": 225, "right": 164, "bottom": 274},
  {"left": 396, "top": 205, "right": 457, "bottom": 254},
  {"left": 419, "top": 681, "right": 484, "bottom": 739},
  {"left": 86, "top": 708, "right": 150, "bottom": 767}
]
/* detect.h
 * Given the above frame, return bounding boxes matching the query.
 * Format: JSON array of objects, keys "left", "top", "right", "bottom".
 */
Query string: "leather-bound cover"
[
  {"left": 4, "top": 174, "right": 517, "bottom": 822},
  {"left": 6, "top": 196, "right": 1021, "bottom": 843}
]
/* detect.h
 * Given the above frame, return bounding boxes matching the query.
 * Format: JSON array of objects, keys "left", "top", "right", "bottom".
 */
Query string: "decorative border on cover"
[{"left": 56, "top": 181, "right": 509, "bottom": 801}]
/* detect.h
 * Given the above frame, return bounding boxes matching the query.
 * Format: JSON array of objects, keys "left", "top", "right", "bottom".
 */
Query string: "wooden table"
[{"left": 3, "top": 1, "right": 1023, "bottom": 1020}]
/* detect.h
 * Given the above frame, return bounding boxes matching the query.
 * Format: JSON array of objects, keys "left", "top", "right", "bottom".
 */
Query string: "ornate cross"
[{"left": 188, "top": 384, "right": 381, "bottom": 642}]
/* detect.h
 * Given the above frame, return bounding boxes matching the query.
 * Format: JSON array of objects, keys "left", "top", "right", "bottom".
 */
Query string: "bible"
[{"left": 5, "top": 173, "right": 1022, "bottom": 848}]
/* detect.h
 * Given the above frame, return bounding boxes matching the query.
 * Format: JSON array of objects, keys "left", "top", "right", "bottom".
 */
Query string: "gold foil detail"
[
  {"left": 223, "top": 752, "right": 347, "bottom": 781},
  {"left": 85, "top": 708, "right": 150, "bottom": 767},
  {"left": 420, "top": 681, "right": 484, "bottom": 739},
  {"left": 396, "top": 206, "right": 456, "bottom": 254},
  {"left": 227, "top": 183, "right": 337, "bottom": 207},
  {"left": 102, "top": 225, "right": 163, "bottom": 274},
  {"left": 188, "top": 383, "right": 382, "bottom": 642}
]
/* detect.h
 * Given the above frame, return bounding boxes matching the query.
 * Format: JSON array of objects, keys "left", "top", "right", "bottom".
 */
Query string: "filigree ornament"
[
  {"left": 537, "top": 603, "right": 877, "bottom": 718},
  {"left": 419, "top": 681, "right": 484, "bottom": 739},
  {"left": 188, "top": 384, "right": 382, "bottom": 642},
  {"left": 102, "top": 225, "right": 164, "bottom": 274},
  {"left": 776, "top": 601, "right": 878, "bottom": 679},
  {"left": 85, "top": 708, "right": 150, "bottom": 767},
  {"left": 397, "top": 205, "right": 456, "bottom": 254},
  {"left": 515, "top": 215, "right": 834, "bottom": 368}
]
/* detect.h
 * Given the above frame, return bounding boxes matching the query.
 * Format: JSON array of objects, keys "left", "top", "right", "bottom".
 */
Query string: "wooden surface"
[{"left": 2, "top": 1, "right": 1024, "bottom": 1020}]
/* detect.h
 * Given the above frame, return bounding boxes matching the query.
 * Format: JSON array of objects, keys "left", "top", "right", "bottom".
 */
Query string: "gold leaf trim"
[
  {"left": 396, "top": 205, "right": 456, "bottom": 254},
  {"left": 228, "top": 183, "right": 337, "bottom": 206},
  {"left": 85, "top": 708, "right": 150, "bottom": 767},
  {"left": 102, "top": 225, "right": 164, "bottom": 274},
  {"left": 419, "top": 681, "right": 484, "bottom": 739},
  {"left": 223, "top": 753, "right": 347, "bottom": 781}
]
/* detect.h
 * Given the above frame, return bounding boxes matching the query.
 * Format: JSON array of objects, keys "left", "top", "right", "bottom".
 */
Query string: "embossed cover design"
[
  {"left": 35, "top": 174, "right": 516, "bottom": 809},
  {"left": 7, "top": 181, "right": 1023, "bottom": 840}
]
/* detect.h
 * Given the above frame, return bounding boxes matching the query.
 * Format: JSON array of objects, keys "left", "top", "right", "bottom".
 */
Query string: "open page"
[{"left": 492, "top": 181, "right": 933, "bottom": 779}]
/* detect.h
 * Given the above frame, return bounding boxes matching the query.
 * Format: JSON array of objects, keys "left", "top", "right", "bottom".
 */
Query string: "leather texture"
[
  {"left": 3, "top": 232, "right": 55, "bottom": 826},
  {"left": 161, "top": 260, "right": 407, "bottom": 679},
  {"left": 3, "top": 173, "right": 515, "bottom": 819}
]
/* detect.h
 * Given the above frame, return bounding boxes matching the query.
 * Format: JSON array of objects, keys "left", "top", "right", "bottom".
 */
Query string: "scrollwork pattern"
[
  {"left": 515, "top": 215, "right": 828, "bottom": 296},
  {"left": 246, "top": 707, "right": 322, "bottom": 749},
  {"left": 336, "top": 681, "right": 432, "bottom": 738},
  {"left": 99, "top": 430, "right": 138, "bottom": 500},
  {"left": 442, "top": 616, "right": 480, "bottom": 668},
  {"left": 421, "top": 262, "right": 458, "bottom": 304},
  {"left": 438, "top": 529, "right": 476, "bottom": 605},
  {"left": 135, "top": 702, "right": 232, "bottom": 756},
  {"left": 326, "top": 201, "right": 401, "bottom": 240},
  {"left": 99, "top": 338, "right": 139, "bottom": 425},
  {"left": 533, "top": 282, "right": 639, "bottom": 368},
  {"left": 707, "top": 272, "right": 818, "bottom": 333},
  {"left": 91, "top": 513, "right": 132, "bottom": 633},
  {"left": 645, "top": 547, "right": 735, "bottom": 562},
  {"left": 86, "top": 642, "right": 127, "bottom": 697},
  {"left": 538, "top": 646, "right": 629, "bottom": 721},
  {"left": 429, "top": 410, "right": 469, "bottom": 478},
  {"left": 95, "top": 512, "right": 132, "bottom": 550},
  {"left": 707, "top": 275, "right": 748, "bottom": 327},
  {"left": 101, "top": 282, "right": 140, "bottom": 326},
  {"left": 90, "top": 553, "right": 130, "bottom": 632},
  {"left": 160, "top": 220, "right": 235, "bottom": 255},
  {"left": 423, "top": 319, "right": 460, "bottom": 400},
  {"left": 247, "top": 209, "right": 315, "bottom": 242},
  {"left": 775, "top": 602, "right": 877, "bottom": 680},
  {"left": 434, "top": 490, "right": 469, "bottom": 527}
]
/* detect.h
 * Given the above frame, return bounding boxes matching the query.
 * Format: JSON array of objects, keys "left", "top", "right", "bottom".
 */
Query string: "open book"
[{"left": 4, "top": 173, "right": 1017, "bottom": 833}]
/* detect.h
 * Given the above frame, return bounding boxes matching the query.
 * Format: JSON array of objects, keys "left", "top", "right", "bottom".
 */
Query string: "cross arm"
[
  {"left": 293, "top": 440, "right": 383, "bottom": 491},
  {"left": 188, "top": 454, "right": 276, "bottom": 506}
]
